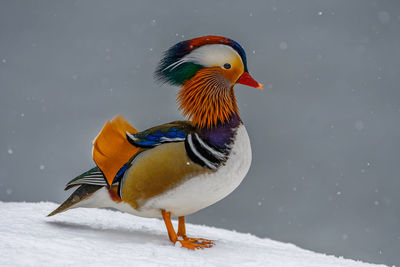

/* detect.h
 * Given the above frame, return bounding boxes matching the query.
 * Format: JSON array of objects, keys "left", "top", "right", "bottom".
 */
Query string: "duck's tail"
[
  {"left": 47, "top": 166, "right": 109, "bottom": 217},
  {"left": 49, "top": 115, "right": 139, "bottom": 217},
  {"left": 47, "top": 184, "right": 103, "bottom": 217}
]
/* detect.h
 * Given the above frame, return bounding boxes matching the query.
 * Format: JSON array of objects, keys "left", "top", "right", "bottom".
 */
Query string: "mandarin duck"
[{"left": 49, "top": 35, "right": 263, "bottom": 249}]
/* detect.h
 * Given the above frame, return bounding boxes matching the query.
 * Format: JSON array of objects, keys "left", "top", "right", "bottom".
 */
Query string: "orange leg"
[
  {"left": 177, "top": 216, "right": 186, "bottom": 237},
  {"left": 161, "top": 210, "right": 177, "bottom": 243},
  {"left": 161, "top": 211, "right": 213, "bottom": 249}
]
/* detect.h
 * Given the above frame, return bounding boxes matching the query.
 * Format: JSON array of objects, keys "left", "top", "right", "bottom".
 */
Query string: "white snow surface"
[{"left": 0, "top": 202, "right": 385, "bottom": 267}]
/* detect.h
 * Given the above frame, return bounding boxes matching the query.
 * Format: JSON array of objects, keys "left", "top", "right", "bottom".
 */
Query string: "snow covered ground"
[{"left": 0, "top": 202, "right": 385, "bottom": 267}]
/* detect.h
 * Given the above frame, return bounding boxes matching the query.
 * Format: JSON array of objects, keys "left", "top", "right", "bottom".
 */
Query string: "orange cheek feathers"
[{"left": 177, "top": 68, "right": 239, "bottom": 129}]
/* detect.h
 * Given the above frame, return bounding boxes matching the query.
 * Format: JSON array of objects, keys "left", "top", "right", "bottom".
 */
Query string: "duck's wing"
[
  {"left": 94, "top": 116, "right": 196, "bottom": 186},
  {"left": 126, "top": 121, "right": 194, "bottom": 147},
  {"left": 120, "top": 141, "right": 211, "bottom": 210}
]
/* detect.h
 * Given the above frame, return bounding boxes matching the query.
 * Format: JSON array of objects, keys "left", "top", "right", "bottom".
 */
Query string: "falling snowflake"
[
  {"left": 355, "top": 120, "right": 364, "bottom": 131},
  {"left": 279, "top": 41, "right": 288, "bottom": 50}
]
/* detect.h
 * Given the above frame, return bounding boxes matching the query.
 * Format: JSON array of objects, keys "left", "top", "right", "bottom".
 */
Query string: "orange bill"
[{"left": 92, "top": 115, "right": 140, "bottom": 186}]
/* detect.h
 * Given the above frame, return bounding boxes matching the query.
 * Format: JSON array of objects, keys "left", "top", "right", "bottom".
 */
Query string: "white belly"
[{"left": 80, "top": 124, "right": 252, "bottom": 218}]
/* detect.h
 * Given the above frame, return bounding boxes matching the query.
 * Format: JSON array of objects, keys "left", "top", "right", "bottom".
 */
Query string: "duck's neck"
[
  {"left": 199, "top": 113, "right": 241, "bottom": 149},
  {"left": 177, "top": 69, "right": 239, "bottom": 129}
]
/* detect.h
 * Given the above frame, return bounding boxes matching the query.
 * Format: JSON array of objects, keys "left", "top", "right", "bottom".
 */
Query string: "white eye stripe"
[
  {"left": 188, "top": 44, "right": 243, "bottom": 67},
  {"left": 164, "top": 44, "right": 243, "bottom": 71}
]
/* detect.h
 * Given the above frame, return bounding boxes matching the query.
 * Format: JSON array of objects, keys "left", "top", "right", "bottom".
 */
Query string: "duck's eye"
[{"left": 223, "top": 63, "right": 231, "bottom": 69}]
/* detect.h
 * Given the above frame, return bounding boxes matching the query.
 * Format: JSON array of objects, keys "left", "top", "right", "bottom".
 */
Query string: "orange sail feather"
[{"left": 92, "top": 115, "right": 140, "bottom": 186}]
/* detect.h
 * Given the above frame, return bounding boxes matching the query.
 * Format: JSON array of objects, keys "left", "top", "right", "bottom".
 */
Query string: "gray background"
[{"left": 0, "top": 0, "right": 399, "bottom": 265}]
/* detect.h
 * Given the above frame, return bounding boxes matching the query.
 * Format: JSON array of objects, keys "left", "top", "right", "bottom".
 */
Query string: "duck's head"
[{"left": 155, "top": 35, "right": 262, "bottom": 128}]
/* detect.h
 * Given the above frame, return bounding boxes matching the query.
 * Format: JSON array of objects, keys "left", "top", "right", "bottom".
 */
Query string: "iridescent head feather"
[
  {"left": 155, "top": 35, "right": 261, "bottom": 129},
  {"left": 155, "top": 36, "right": 248, "bottom": 85}
]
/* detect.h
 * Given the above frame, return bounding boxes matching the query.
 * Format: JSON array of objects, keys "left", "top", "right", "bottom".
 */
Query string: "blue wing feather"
[
  {"left": 165, "top": 131, "right": 178, "bottom": 138},
  {"left": 135, "top": 140, "right": 159, "bottom": 146},
  {"left": 126, "top": 121, "right": 194, "bottom": 148}
]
